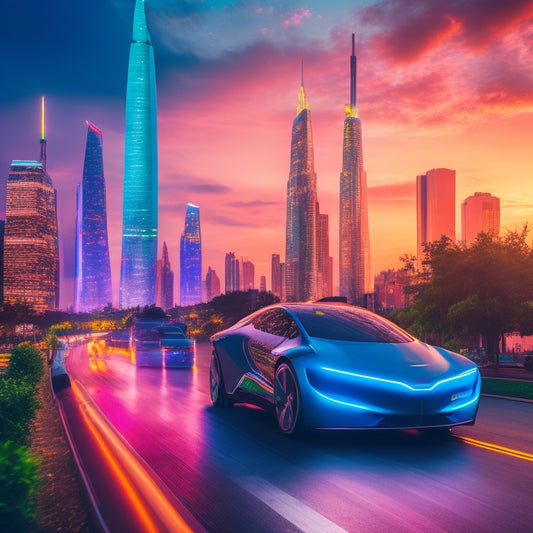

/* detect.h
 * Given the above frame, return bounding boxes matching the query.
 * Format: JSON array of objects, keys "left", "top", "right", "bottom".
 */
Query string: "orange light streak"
[
  {"left": 72, "top": 380, "right": 194, "bottom": 532},
  {"left": 455, "top": 435, "right": 533, "bottom": 463}
]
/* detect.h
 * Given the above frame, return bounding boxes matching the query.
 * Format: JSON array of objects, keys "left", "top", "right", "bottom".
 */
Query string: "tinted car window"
[
  {"left": 252, "top": 309, "right": 300, "bottom": 339},
  {"left": 293, "top": 306, "right": 413, "bottom": 343}
]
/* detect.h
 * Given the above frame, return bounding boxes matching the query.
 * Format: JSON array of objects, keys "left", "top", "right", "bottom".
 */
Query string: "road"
[{"left": 66, "top": 340, "right": 533, "bottom": 532}]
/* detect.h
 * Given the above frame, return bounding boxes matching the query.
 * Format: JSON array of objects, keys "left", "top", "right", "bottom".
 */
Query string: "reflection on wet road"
[{"left": 67, "top": 341, "right": 533, "bottom": 532}]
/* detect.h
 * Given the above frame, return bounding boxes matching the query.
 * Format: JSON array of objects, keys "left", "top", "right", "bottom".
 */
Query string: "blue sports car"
[{"left": 209, "top": 303, "right": 480, "bottom": 435}]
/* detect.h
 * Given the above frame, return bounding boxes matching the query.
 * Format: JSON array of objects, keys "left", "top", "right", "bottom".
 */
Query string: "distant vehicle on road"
[
  {"left": 210, "top": 302, "right": 480, "bottom": 436},
  {"left": 131, "top": 309, "right": 194, "bottom": 368}
]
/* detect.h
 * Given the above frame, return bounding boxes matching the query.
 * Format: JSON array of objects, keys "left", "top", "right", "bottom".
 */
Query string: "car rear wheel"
[
  {"left": 274, "top": 363, "right": 303, "bottom": 436},
  {"left": 210, "top": 352, "right": 232, "bottom": 408}
]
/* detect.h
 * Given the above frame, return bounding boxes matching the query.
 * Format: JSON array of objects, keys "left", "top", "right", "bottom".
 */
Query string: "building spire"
[
  {"left": 40, "top": 96, "right": 47, "bottom": 171},
  {"left": 132, "top": 0, "right": 150, "bottom": 43},
  {"left": 345, "top": 33, "right": 357, "bottom": 118},
  {"left": 297, "top": 59, "right": 309, "bottom": 115}
]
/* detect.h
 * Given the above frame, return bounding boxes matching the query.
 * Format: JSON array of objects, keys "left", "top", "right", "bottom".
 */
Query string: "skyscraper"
[
  {"left": 417, "top": 168, "right": 456, "bottom": 267},
  {"left": 285, "top": 64, "right": 318, "bottom": 302},
  {"left": 0, "top": 220, "right": 5, "bottom": 304},
  {"left": 3, "top": 97, "right": 59, "bottom": 312},
  {"left": 74, "top": 122, "right": 112, "bottom": 313},
  {"left": 271, "top": 253, "right": 281, "bottom": 297},
  {"left": 225, "top": 252, "right": 240, "bottom": 293},
  {"left": 120, "top": 0, "right": 158, "bottom": 308},
  {"left": 242, "top": 260, "right": 255, "bottom": 290},
  {"left": 180, "top": 204, "right": 202, "bottom": 306},
  {"left": 461, "top": 192, "right": 500, "bottom": 245},
  {"left": 205, "top": 266, "right": 221, "bottom": 301},
  {"left": 316, "top": 204, "right": 333, "bottom": 299},
  {"left": 156, "top": 241, "right": 174, "bottom": 310},
  {"left": 339, "top": 34, "right": 371, "bottom": 306}
]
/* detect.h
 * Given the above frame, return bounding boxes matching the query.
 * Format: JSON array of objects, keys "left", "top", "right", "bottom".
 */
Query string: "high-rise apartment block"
[
  {"left": 461, "top": 192, "right": 500, "bottom": 245},
  {"left": 206, "top": 266, "right": 221, "bottom": 301},
  {"left": 225, "top": 252, "right": 240, "bottom": 293},
  {"left": 156, "top": 242, "right": 174, "bottom": 310},
  {"left": 242, "top": 260, "right": 255, "bottom": 291},
  {"left": 180, "top": 204, "right": 202, "bottom": 306},
  {"left": 339, "top": 34, "right": 371, "bottom": 306},
  {"left": 417, "top": 168, "right": 456, "bottom": 266},
  {"left": 260, "top": 275, "right": 267, "bottom": 293},
  {"left": 74, "top": 122, "right": 112, "bottom": 312},
  {"left": 316, "top": 205, "right": 333, "bottom": 299},
  {"left": 3, "top": 98, "right": 59, "bottom": 311},
  {"left": 120, "top": 0, "right": 158, "bottom": 308},
  {"left": 285, "top": 65, "right": 318, "bottom": 302}
]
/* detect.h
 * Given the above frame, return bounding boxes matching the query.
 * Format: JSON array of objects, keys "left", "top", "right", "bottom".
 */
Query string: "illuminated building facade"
[
  {"left": 3, "top": 98, "right": 59, "bottom": 311},
  {"left": 242, "top": 260, "right": 255, "bottom": 290},
  {"left": 417, "top": 168, "right": 456, "bottom": 267},
  {"left": 0, "top": 220, "right": 4, "bottom": 303},
  {"left": 339, "top": 34, "right": 371, "bottom": 306},
  {"left": 180, "top": 204, "right": 202, "bottom": 306},
  {"left": 156, "top": 241, "right": 174, "bottom": 310},
  {"left": 271, "top": 253, "right": 281, "bottom": 297},
  {"left": 461, "top": 192, "right": 500, "bottom": 245},
  {"left": 120, "top": 0, "right": 158, "bottom": 308},
  {"left": 74, "top": 122, "right": 112, "bottom": 312},
  {"left": 285, "top": 66, "right": 318, "bottom": 302},
  {"left": 374, "top": 269, "right": 407, "bottom": 310},
  {"left": 206, "top": 266, "right": 221, "bottom": 301},
  {"left": 225, "top": 252, "right": 240, "bottom": 293}
]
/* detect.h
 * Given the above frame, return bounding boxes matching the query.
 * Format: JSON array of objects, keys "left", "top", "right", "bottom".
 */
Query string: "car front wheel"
[{"left": 274, "top": 363, "right": 303, "bottom": 436}]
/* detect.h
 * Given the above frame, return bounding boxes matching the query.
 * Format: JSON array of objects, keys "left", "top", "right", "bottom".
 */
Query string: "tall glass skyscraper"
[
  {"left": 225, "top": 252, "right": 240, "bottom": 293},
  {"left": 74, "top": 122, "right": 112, "bottom": 313},
  {"left": 339, "top": 34, "right": 371, "bottom": 306},
  {"left": 3, "top": 98, "right": 59, "bottom": 311},
  {"left": 461, "top": 192, "right": 500, "bottom": 245},
  {"left": 120, "top": 0, "right": 158, "bottom": 308},
  {"left": 180, "top": 204, "right": 202, "bottom": 306},
  {"left": 285, "top": 66, "right": 318, "bottom": 302}
]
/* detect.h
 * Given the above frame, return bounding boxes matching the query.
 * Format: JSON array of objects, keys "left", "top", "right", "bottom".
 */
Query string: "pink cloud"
[{"left": 282, "top": 8, "right": 312, "bottom": 28}]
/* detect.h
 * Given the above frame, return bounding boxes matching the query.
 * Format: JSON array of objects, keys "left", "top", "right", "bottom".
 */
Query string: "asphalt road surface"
[{"left": 66, "top": 340, "right": 533, "bottom": 532}]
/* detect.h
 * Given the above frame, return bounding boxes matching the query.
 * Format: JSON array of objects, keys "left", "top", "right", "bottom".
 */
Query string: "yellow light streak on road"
[
  {"left": 455, "top": 435, "right": 533, "bottom": 463},
  {"left": 72, "top": 380, "right": 195, "bottom": 532}
]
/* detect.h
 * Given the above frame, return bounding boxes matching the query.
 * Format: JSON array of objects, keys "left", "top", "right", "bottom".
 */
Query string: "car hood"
[{"left": 306, "top": 338, "right": 476, "bottom": 383}]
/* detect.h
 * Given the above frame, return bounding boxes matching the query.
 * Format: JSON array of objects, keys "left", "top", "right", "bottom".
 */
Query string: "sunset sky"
[{"left": 1, "top": 0, "right": 532, "bottom": 309}]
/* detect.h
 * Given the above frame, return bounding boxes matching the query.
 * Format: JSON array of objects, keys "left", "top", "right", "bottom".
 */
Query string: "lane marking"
[
  {"left": 235, "top": 476, "right": 348, "bottom": 533},
  {"left": 455, "top": 435, "right": 533, "bottom": 462}
]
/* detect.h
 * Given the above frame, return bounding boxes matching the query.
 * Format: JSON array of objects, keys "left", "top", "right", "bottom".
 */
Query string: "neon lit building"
[
  {"left": 120, "top": 0, "right": 158, "bottom": 308},
  {"left": 74, "top": 122, "right": 112, "bottom": 313},
  {"left": 417, "top": 168, "right": 456, "bottom": 268},
  {"left": 180, "top": 204, "right": 202, "bottom": 306},
  {"left": 339, "top": 34, "right": 371, "bottom": 306},
  {"left": 3, "top": 97, "right": 59, "bottom": 311},
  {"left": 461, "top": 192, "right": 500, "bottom": 245},
  {"left": 285, "top": 65, "right": 318, "bottom": 302},
  {"left": 156, "top": 241, "right": 174, "bottom": 310}
]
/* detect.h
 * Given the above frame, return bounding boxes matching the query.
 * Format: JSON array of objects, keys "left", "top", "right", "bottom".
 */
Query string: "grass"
[{"left": 481, "top": 378, "right": 533, "bottom": 400}]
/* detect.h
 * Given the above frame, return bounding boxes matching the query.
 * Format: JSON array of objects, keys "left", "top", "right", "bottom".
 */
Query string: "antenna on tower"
[
  {"left": 350, "top": 33, "right": 357, "bottom": 110},
  {"left": 40, "top": 96, "right": 47, "bottom": 171}
]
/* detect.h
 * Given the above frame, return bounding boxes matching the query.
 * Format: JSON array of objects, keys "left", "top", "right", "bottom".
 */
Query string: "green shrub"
[
  {"left": 0, "top": 441, "right": 40, "bottom": 532},
  {"left": 0, "top": 378, "right": 41, "bottom": 446},
  {"left": 6, "top": 343, "right": 44, "bottom": 387}
]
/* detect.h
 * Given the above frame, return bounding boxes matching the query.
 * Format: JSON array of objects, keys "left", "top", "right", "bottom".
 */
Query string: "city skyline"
[{"left": 1, "top": 1, "right": 532, "bottom": 308}]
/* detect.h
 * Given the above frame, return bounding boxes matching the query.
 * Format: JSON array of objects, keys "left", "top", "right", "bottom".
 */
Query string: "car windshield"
[{"left": 292, "top": 306, "right": 414, "bottom": 343}]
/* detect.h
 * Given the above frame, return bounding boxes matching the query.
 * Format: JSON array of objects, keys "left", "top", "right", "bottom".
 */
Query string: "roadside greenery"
[
  {"left": 389, "top": 227, "right": 533, "bottom": 365},
  {"left": 0, "top": 343, "right": 44, "bottom": 530},
  {"left": 481, "top": 378, "right": 533, "bottom": 400}
]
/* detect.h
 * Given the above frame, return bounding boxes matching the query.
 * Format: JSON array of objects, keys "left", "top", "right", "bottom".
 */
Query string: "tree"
[
  {"left": 407, "top": 227, "right": 533, "bottom": 365},
  {"left": 6, "top": 343, "right": 44, "bottom": 387}
]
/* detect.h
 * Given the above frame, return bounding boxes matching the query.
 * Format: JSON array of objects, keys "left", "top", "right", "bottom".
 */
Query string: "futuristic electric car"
[{"left": 209, "top": 303, "right": 480, "bottom": 435}]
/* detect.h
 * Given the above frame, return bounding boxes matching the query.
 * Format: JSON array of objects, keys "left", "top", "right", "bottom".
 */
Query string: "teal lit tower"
[
  {"left": 339, "top": 34, "right": 371, "bottom": 306},
  {"left": 180, "top": 204, "right": 202, "bottom": 306},
  {"left": 120, "top": 0, "right": 158, "bottom": 308}
]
